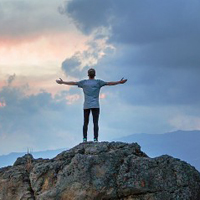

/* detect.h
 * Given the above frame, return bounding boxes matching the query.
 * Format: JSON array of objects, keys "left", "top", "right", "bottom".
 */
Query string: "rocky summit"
[{"left": 0, "top": 142, "right": 200, "bottom": 200}]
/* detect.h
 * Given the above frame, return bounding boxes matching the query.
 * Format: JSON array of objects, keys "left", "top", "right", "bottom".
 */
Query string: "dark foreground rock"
[{"left": 0, "top": 142, "right": 200, "bottom": 200}]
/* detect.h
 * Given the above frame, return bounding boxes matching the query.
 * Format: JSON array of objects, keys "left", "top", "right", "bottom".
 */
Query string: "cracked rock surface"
[{"left": 0, "top": 142, "right": 200, "bottom": 200}]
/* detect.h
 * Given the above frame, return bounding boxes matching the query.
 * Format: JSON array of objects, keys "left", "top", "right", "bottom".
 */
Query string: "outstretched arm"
[
  {"left": 56, "top": 78, "right": 78, "bottom": 86},
  {"left": 106, "top": 78, "right": 127, "bottom": 86}
]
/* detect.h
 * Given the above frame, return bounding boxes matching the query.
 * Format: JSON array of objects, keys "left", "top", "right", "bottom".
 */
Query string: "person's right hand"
[
  {"left": 120, "top": 78, "right": 127, "bottom": 84},
  {"left": 56, "top": 78, "right": 63, "bottom": 84}
]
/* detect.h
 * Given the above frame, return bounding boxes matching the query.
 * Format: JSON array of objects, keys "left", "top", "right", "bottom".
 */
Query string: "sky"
[{"left": 0, "top": 0, "right": 200, "bottom": 155}]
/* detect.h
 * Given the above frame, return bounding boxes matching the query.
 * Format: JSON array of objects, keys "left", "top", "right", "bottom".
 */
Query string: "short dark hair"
[{"left": 88, "top": 68, "right": 96, "bottom": 78}]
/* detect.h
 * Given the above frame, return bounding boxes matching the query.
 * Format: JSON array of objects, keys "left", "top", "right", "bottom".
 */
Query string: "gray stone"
[{"left": 0, "top": 142, "right": 200, "bottom": 200}]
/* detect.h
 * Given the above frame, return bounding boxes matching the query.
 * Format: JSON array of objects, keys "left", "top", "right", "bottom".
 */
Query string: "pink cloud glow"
[
  {"left": 0, "top": 101, "right": 6, "bottom": 108},
  {"left": 0, "top": 32, "right": 89, "bottom": 67},
  {"left": 0, "top": 30, "right": 90, "bottom": 95}
]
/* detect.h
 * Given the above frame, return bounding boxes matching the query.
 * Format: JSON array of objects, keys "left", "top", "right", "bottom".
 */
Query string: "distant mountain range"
[
  {"left": 113, "top": 130, "right": 200, "bottom": 171},
  {"left": 0, "top": 148, "right": 66, "bottom": 168},
  {"left": 1, "top": 130, "right": 199, "bottom": 172}
]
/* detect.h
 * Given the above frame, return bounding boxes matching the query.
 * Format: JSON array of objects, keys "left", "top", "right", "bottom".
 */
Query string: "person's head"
[{"left": 88, "top": 68, "right": 96, "bottom": 79}]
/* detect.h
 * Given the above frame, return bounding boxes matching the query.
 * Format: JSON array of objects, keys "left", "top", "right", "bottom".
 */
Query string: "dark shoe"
[
  {"left": 83, "top": 138, "right": 87, "bottom": 143},
  {"left": 94, "top": 138, "right": 98, "bottom": 142}
]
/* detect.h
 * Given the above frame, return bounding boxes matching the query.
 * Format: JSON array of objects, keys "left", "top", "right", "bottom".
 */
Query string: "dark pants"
[{"left": 83, "top": 108, "right": 100, "bottom": 139}]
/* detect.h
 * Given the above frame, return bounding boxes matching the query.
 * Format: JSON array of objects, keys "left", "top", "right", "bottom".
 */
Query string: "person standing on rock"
[{"left": 56, "top": 68, "right": 127, "bottom": 143}]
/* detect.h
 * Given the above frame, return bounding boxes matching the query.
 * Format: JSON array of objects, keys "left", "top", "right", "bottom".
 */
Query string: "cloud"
[
  {"left": 59, "top": 0, "right": 113, "bottom": 34},
  {"left": 61, "top": 0, "right": 200, "bottom": 68},
  {"left": 0, "top": 101, "right": 6, "bottom": 108},
  {"left": 60, "top": 0, "right": 200, "bottom": 107},
  {"left": 169, "top": 115, "right": 200, "bottom": 131},
  {"left": 58, "top": 0, "right": 200, "bottom": 139},
  {"left": 61, "top": 37, "right": 114, "bottom": 78},
  {"left": 62, "top": 0, "right": 200, "bottom": 44},
  {"left": 0, "top": 0, "right": 74, "bottom": 40},
  {"left": 7, "top": 74, "right": 16, "bottom": 85},
  {"left": 66, "top": 94, "right": 80, "bottom": 105},
  {"left": 0, "top": 83, "right": 83, "bottom": 154},
  {"left": 95, "top": 50, "right": 200, "bottom": 106},
  {"left": 61, "top": 53, "right": 83, "bottom": 78},
  {"left": 109, "top": 1, "right": 200, "bottom": 45},
  {"left": 1, "top": 0, "right": 200, "bottom": 155}
]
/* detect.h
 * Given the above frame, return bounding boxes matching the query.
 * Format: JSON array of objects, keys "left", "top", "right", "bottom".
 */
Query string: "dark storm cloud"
[
  {"left": 96, "top": 48, "right": 200, "bottom": 106},
  {"left": 110, "top": 1, "right": 200, "bottom": 45},
  {"left": 62, "top": 0, "right": 200, "bottom": 64},
  {"left": 62, "top": 53, "right": 82, "bottom": 77},
  {"left": 63, "top": 0, "right": 200, "bottom": 43},
  {"left": 60, "top": 0, "right": 113, "bottom": 34},
  {"left": 61, "top": 0, "right": 200, "bottom": 106}
]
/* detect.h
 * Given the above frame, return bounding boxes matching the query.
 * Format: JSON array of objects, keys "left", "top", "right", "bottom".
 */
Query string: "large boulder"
[{"left": 0, "top": 141, "right": 200, "bottom": 200}]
